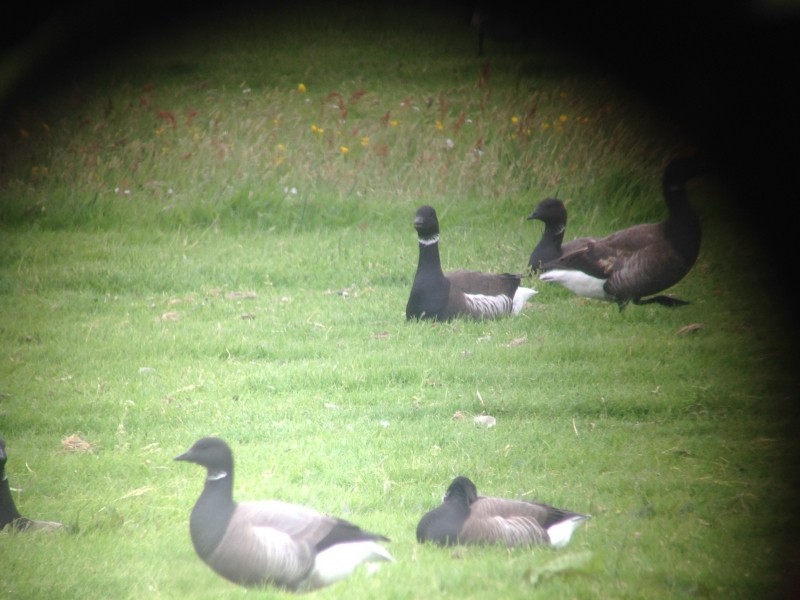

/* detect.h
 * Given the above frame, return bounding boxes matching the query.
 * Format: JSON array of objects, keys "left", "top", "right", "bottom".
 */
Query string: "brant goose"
[
  {"left": 416, "top": 476, "right": 588, "bottom": 548},
  {"left": 406, "top": 205, "right": 536, "bottom": 320},
  {"left": 0, "top": 437, "right": 63, "bottom": 532},
  {"left": 526, "top": 198, "right": 588, "bottom": 273},
  {"left": 175, "top": 437, "right": 393, "bottom": 592},
  {"left": 539, "top": 156, "right": 706, "bottom": 310}
]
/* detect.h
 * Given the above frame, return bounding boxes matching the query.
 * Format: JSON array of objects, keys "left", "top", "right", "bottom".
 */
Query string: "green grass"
[{"left": 0, "top": 3, "right": 796, "bottom": 599}]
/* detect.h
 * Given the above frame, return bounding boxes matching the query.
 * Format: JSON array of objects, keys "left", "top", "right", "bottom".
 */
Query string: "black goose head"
[
  {"left": 174, "top": 437, "right": 234, "bottom": 479},
  {"left": 444, "top": 476, "right": 480, "bottom": 506},
  {"left": 527, "top": 197, "right": 567, "bottom": 231},
  {"left": 663, "top": 155, "right": 708, "bottom": 193},
  {"left": 413, "top": 205, "right": 441, "bottom": 241}
]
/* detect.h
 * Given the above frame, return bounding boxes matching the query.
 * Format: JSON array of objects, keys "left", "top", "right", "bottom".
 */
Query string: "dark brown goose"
[
  {"left": 526, "top": 198, "right": 588, "bottom": 273},
  {"left": 416, "top": 476, "right": 588, "bottom": 548},
  {"left": 175, "top": 437, "right": 393, "bottom": 592},
  {"left": 0, "top": 437, "right": 63, "bottom": 532},
  {"left": 539, "top": 156, "right": 706, "bottom": 310},
  {"left": 406, "top": 205, "right": 536, "bottom": 320}
]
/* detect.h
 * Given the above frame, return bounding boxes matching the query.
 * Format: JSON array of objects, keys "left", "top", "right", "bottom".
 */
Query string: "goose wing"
[
  {"left": 208, "top": 500, "right": 336, "bottom": 589},
  {"left": 446, "top": 270, "right": 520, "bottom": 297},
  {"left": 605, "top": 235, "right": 693, "bottom": 299},
  {"left": 459, "top": 496, "right": 552, "bottom": 546}
]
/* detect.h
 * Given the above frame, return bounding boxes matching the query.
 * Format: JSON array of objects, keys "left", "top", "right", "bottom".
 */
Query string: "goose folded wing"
[
  {"left": 446, "top": 270, "right": 520, "bottom": 296},
  {"left": 549, "top": 240, "right": 619, "bottom": 279},
  {"left": 605, "top": 239, "right": 689, "bottom": 298},
  {"left": 461, "top": 497, "right": 550, "bottom": 546},
  {"left": 209, "top": 501, "right": 321, "bottom": 587},
  {"left": 460, "top": 512, "right": 549, "bottom": 546},
  {"left": 599, "top": 223, "right": 662, "bottom": 252}
]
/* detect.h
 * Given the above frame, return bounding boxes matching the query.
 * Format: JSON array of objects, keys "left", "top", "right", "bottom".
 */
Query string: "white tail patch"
[
  {"left": 540, "top": 269, "right": 608, "bottom": 300},
  {"left": 512, "top": 287, "right": 537, "bottom": 314},
  {"left": 546, "top": 515, "right": 589, "bottom": 548},
  {"left": 310, "top": 541, "right": 394, "bottom": 587}
]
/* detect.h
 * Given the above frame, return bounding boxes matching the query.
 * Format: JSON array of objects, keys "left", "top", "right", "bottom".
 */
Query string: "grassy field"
[{"left": 0, "top": 3, "right": 797, "bottom": 599}]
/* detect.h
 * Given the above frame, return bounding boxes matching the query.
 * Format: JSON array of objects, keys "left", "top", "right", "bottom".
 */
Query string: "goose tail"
[
  {"left": 546, "top": 514, "right": 590, "bottom": 548},
  {"left": 512, "top": 287, "right": 537, "bottom": 314},
  {"left": 308, "top": 541, "right": 394, "bottom": 589}
]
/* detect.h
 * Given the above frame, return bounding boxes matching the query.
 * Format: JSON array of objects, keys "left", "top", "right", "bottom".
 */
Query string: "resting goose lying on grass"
[
  {"left": 416, "top": 475, "right": 589, "bottom": 548},
  {"left": 526, "top": 197, "right": 588, "bottom": 273},
  {"left": 175, "top": 437, "right": 393, "bottom": 592},
  {"left": 406, "top": 205, "right": 536, "bottom": 321}
]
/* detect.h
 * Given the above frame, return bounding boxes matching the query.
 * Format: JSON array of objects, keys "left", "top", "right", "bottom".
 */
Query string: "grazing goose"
[
  {"left": 174, "top": 437, "right": 393, "bottom": 592},
  {"left": 416, "top": 476, "right": 589, "bottom": 548},
  {"left": 406, "top": 205, "right": 536, "bottom": 320},
  {"left": 0, "top": 437, "right": 63, "bottom": 532},
  {"left": 526, "top": 197, "right": 588, "bottom": 273},
  {"left": 539, "top": 156, "right": 706, "bottom": 310}
]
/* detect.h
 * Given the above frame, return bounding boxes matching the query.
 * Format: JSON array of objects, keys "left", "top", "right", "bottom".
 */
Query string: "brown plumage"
[
  {"left": 416, "top": 476, "right": 589, "bottom": 548},
  {"left": 539, "top": 156, "right": 706, "bottom": 310}
]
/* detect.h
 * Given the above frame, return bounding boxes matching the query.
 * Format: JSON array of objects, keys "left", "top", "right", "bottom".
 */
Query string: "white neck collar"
[
  {"left": 207, "top": 469, "right": 228, "bottom": 481},
  {"left": 418, "top": 235, "right": 439, "bottom": 246}
]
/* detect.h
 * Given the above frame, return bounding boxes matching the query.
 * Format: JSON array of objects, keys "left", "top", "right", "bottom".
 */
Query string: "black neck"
[
  {"left": 416, "top": 237, "right": 445, "bottom": 280},
  {"left": 544, "top": 222, "right": 565, "bottom": 246},
  {"left": 189, "top": 471, "right": 236, "bottom": 558},
  {"left": 0, "top": 474, "right": 23, "bottom": 529}
]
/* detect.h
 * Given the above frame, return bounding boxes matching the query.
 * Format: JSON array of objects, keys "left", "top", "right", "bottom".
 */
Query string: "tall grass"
[{"left": 0, "top": 3, "right": 796, "bottom": 600}]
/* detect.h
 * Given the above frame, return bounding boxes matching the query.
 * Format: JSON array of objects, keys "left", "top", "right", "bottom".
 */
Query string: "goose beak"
[
  {"left": 413, "top": 216, "right": 424, "bottom": 227},
  {"left": 526, "top": 211, "right": 539, "bottom": 220},
  {"left": 174, "top": 451, "right": 190, "bottom": 462}
]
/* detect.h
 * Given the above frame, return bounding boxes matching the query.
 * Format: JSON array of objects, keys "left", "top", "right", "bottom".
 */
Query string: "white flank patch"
[
  {"left": 546, "top": 515, "right": 588, "bottom": 548},
  {"left": 512, "top": 287, "right": 537, "bottom": 314},
  {"left": 464, "top": 293, "right": 513, "bottom": 318},
  {"left": 311, "top": 541, "right": 394, "bottom": 586},
  {"left": 539, "top": 269, "right": 608, "bottom": 300}
]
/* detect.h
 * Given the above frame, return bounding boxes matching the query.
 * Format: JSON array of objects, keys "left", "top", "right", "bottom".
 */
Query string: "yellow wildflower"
[
  {"left": 435, "top": 120, "right": 444, "bottom": 131},
  {"left": 360, "top": 136, "right": 369, "bottom": 147},
  {"left": 297, "top": 83, "right": 307, "bottom": 93},
  {"left": 559, "top": 114, "right": 568, "bottom": 122},
  {"left": 390, "top": 119, "right": 399, "bottom": 127},
  {"left": 339, "top": 145, "right": 349, "bottom": 155},
  {"left": 511, "top": 116, "right": 519, "bottom": 124}
]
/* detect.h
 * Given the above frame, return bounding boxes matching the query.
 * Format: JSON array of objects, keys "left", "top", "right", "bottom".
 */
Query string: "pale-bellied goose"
[
  {"left": 416, "top": 476, "right": 589, "bottom": 548},
  {"left": 406, "top": 205, "right": 536, "bottom": 320},
  {"left": 526, "top": 197, "right": 588, "bottom": 273},
  {"left": 539, "top": 156, "right": 706, "bottom": 310},
  {"left": 0, "top": 437, "right": 63, "bottom": 532},
  {"left": 174, "top": 437, "right": 393, "bottom": 592}
]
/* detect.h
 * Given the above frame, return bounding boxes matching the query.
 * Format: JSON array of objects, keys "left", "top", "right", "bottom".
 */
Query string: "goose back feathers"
[
  {"left": 0, "top": 437, "right": 63, "bottom": 532},
  {"left": 175, "top": 437, "right": 393, "bottom": 592},
  {"left": 416, "top": 476, "right": 588, "bottom": 548},
  {"left": 539, "top": 156, "right": 705, "bottom": 310},
  {"left": 406, "top": 205, "right": 536, "bottom": 320}
]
